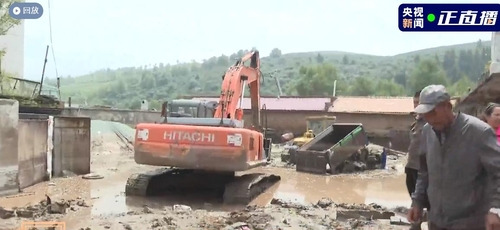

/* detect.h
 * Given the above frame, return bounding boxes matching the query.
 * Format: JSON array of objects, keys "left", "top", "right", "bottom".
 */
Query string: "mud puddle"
[
  {"left": 246, "top": 167, "right": 410, "bottom": 209},
  {"left": 0, "top": 166, "right": 409, "bottom": 216}
]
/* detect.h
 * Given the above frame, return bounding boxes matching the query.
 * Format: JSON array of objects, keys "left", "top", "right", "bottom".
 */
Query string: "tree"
[
  {"left": 217, "top": 55, "right": 229, "bottom": 66},
  {"left": 269, "top": 48, "right": 282, "bottom": 58},
  {"left": 342, "top": 55, "right": 349, "bottom": 65},
  {"left": 409, "top": 59, "right": 449, "bottom": 92},
  {"left": 0, "top": 0, "right": 21, "bottom": 68},
  {"left": 294, "top": 63, "right": 341, "bottom": 96},
  {"left": 448, "top": 74, "right": 475, "bottom": 97},
  {"left": 413, "top": 55, "right": 421, "bottom": 63},
  {"left": 0, "top": 0, "right": 20, "bottom": 36},
  {"left": 316, "top": 53, "right": 324, "bottom": 63},
  {"left": 393, "top": 71, "right": 407, "bottom": 87},
  {"left": 347, "top": 76, "right": 376, "bottom": 96},
  {"left": 442, "top": 49, "right": 458, "bottom": 82},
  {"left": 375, "top": 78, "right": 405, "bottom": 96}
]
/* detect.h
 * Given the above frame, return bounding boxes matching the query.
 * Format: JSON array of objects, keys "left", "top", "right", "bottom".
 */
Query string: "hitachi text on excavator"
[{"left": 125, "top": 50, "right": 281, "bottom": 204}]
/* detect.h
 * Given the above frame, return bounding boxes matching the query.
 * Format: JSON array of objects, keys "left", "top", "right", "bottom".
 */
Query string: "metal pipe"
[
  {"left": 333, "top": 80, "right": 337, "bottom": 97},
  {"left": 38, "top": 45, "right": 50, "bottom": 96}
]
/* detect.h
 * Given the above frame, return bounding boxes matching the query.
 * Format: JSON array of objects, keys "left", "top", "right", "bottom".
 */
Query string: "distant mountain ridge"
[{"left": 47, "top": 39, "right": 491, "bottom": 110}]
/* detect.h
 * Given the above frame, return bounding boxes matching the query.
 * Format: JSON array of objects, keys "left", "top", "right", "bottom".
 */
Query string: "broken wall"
[
  {"left": 61, "top": 107, "right": 160, "bottom": 125},
  {"left": 242, "top": 110, "right": 330, "bottom": 137},
  {"left": 52, "top": 116, "right": 91, "bottom": 177},
  {"left": 18, "top": 118, "right": 48, "bottom": 189},
  {"left": 0, "top": 99, "right": 19, "bottom": 196}
]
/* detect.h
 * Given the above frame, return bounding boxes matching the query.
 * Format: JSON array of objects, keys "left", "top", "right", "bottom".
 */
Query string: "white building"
[{"left": 0, "top": 20, "right": 24, "bottom": 78}]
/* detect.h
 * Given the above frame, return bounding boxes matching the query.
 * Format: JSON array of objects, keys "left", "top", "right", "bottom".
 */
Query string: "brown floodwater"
[{"left": 0, "top": 166, "right": 409, "bottom": 212}]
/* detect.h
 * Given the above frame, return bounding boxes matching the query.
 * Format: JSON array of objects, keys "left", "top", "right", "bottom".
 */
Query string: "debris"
[
  {"left": 348, "top": 218, "right": 370, "bottom": 228},
  {"left": 62, "top": 170, "right": 77, "bottom": 177},
  {"left": 390, "top": 216, "right": 411, "bottom": 226},
  {"left": 82, "top": 173, "right": 104, "bottom": 180},
  {"left": 15, "top": 209, "right": 34, "bottom": 218},
  {"left": 48, "top": 201, "right": 70, "bottom": 214},
  {"left": 337, "top": 209, "right": 395, "bottom": 220},
  {"left": 282, "top": 218, "right": 290, "bottom": 225},
  {"left": 0, "top": 207, "right": 14, "bottom": 219},
  {"left": 118, "top": 221, "right": 133, "bottom": 230},
  {"left": 143, "top": 205, "right": 152, "bottom": 214},
  {"left": 77, "top": 200, "right": 90, "bottom": 207},
  {"left": 270, "top": 198, "right": 309, "bottom": 210},
  {"left": 173, "top": 204, "right": 192, "bottom": 213},
  {"left": 223, "top": 222, "right": 252, "bottom": 230},
  {"left": 316, "top": 197, "right": 334, "bottom": 208}
]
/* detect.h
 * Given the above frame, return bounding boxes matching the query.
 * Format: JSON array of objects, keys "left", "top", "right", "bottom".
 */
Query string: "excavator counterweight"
[{"left": 125, "top": 50, "right": 281, "bottom": 204}]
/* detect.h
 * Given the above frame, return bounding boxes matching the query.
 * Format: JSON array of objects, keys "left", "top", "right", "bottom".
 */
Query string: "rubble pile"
[
  {"left": 194, "top": 197, "right": 399, "bottom": 230},
  {"left": 0, "top": 196, "right": 90, "bottom": 220}
]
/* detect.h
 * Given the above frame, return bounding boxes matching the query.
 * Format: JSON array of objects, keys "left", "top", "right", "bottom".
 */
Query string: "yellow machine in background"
[{"left": 292, "top": 115, "right": 336, "bottom": 147}]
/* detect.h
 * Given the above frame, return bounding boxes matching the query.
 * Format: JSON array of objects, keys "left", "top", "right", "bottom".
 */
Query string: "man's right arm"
[{"left": 411, "top": 127, "right": 429, "bottom": 209}]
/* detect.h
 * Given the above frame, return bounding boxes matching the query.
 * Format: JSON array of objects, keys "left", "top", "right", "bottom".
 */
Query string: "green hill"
[{"left": 46, "top": 39, "right": 492, "bottom": 110}]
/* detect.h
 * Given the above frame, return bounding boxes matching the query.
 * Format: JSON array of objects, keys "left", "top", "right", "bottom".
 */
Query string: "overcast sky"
[{"left": 23, "top": 0, "right": 496, "bottom": 81}]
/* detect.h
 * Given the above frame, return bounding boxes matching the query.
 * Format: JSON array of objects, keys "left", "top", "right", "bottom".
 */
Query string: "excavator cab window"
[{"left": 169, "top": 105, "right": 197, "bottom": 117}]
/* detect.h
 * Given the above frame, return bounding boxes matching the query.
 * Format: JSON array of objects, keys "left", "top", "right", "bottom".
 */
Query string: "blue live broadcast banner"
[{"left": 399, "top": 4, "right": 500, "bottom": 32}]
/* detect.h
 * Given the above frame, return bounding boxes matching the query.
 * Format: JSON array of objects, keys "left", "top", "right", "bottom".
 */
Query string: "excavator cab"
[{"left": 161, "top": 99, "right": 218, "bottom": 118}]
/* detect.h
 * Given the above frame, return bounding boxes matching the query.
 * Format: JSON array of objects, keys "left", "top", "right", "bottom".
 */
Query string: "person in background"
[
  {"left": 482, "top": 102, "right": 500, "bottom": 144},
  {"left": 407, "top": 84, "right": 500, "bottom": 230},
  {"left": 405, "top": 90, "right": 427, "bottom": 230}
]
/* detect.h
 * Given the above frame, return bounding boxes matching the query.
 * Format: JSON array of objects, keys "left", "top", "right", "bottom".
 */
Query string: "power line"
[{"left": 47, "top": 0, "right": 59, "bottom": 78}]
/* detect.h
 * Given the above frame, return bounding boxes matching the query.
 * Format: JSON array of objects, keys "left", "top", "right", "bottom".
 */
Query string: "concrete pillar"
[
  {"left": 490, "top": 32, "right": 500, "bottom": 74},
  {"left": 0, "top": 99, "right": 19, "bottom": 196}
]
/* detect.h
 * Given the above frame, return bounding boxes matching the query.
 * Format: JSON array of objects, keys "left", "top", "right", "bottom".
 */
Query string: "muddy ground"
[{"left": 0, "top": 121, "right": 425, "bottom": 230}]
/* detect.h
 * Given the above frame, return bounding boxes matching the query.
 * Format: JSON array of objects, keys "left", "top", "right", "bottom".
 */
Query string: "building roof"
[
  {"left": 189, "top": 95, "right": 461, "bottom": 114},
  {"left": 328, "top": 96, "right": 415, "bottom": 114},
  {"left": 190, "top": 97, "right": 332, "bottom": 111}
]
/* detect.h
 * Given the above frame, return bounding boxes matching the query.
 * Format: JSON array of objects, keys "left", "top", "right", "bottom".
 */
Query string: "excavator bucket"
[{"left": 295, "top": 123, "right": 368, "bottom": 175}]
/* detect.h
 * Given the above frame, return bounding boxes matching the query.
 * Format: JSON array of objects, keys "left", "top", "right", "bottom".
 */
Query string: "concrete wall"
[
  {"left": 0, "top": 99, "right": 19, "bottom": 196},
  {"left": 0, "top": 21, "right": 24, "bottom": 77},
  {"left": 242, "top": 110, "right": 330, "bottom": 136},
  {"left": 59, "top": 107, "right": 412, "bottom": 152},
  {"left": 18, "top": 119, "right": 48, "bottom": 189},
  {"left": 61, "top": 107, "right": 161, "bottom": 126},
  {"left": 52, "top": 116, "right": 91, "bottom": 177},
  {"left": 331, "top": 112, "right": 413, "bottom": 152}
]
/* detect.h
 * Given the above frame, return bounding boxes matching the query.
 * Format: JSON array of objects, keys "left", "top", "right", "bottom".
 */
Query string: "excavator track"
[
  {"left": 223, "top": 173, "right": 281, "bottom": 204},
  {"left": 125, "top": 168, "right": 281, "bottom": 204}
]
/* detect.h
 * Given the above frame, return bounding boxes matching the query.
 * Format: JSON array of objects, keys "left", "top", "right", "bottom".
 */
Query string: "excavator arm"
[{"left": 214, "top": 51, "right": 261, "bottom": 131}]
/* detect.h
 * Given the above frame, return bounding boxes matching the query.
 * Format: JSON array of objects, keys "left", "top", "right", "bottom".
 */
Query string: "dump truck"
[
  {"left": 281, "top": 115, "right": 336, "bottom": 163},
  {"left": 291, "top": 123, "right": 382, "bottom": 175}
]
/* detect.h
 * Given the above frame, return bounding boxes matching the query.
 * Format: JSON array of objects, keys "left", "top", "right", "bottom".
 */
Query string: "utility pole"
[{"left": 38, "top": 45, "right": 49, "bottom": 96}]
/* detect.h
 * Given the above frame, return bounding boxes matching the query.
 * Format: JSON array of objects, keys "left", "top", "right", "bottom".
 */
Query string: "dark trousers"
[
  {"left": 406, "top": 167, "right": 419, "bottom": 197},
  {"left": 405, "top": 167, "right": 431, "bottom": 210}
]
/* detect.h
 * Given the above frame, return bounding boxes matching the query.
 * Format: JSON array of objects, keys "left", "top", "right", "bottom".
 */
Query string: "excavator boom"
[{"left": 214, "top": 51, "right": 261, "bottom": 129}]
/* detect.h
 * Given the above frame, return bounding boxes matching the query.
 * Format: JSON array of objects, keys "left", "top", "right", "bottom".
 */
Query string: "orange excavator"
[{"left": 125, "top": 50, "right": 281, "bottom": 204}]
